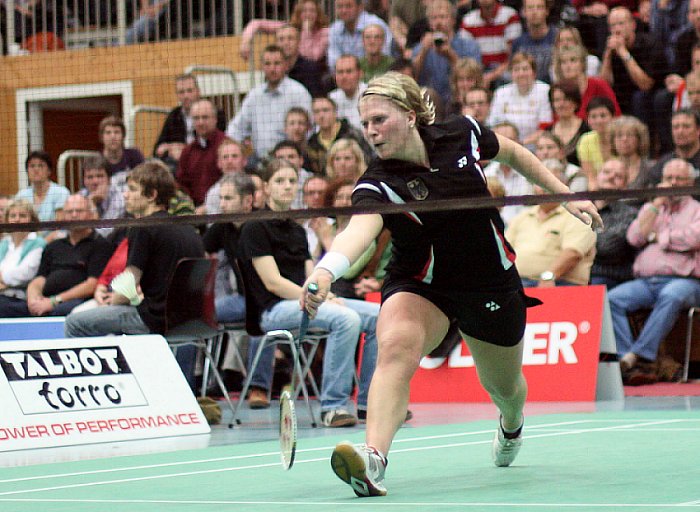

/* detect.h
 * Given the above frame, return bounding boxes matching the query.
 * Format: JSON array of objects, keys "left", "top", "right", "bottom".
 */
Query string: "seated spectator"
[
  {"left": 0, "top": 195, "right": 10, "bottom": 219},
  {"left": 329, "top": 55, "right": 368, "bottom": 130},
  {"left": 301, "top": 175, "right": 333, "bottom": 262},
  {"left": 459, "top": 0, "right": 522, "bottom": 88},
  {"left": 200, "top": 139, "right": 247, "bottom": 215},
  {"left": 359, "top": 24, "right": 395, "bottom": 81},
  {"left": 325, "top": 138, "right": 368, "bottom": 183},
  {"left": 448, "top": 57, "right": 484, "bottom": 116},
  {"left": 247, "top": 170, "right": 267, "bottom": 209},
  {"left": 590, "top": 159, "right": 638, "bottom": 289},
  {"left": 125, "top": 0, "right": 172, "bottom": 44},
  {"left": 649, "top": 108, "right": 700, "bottom": 186},
  {"left": 388, "top": 56, "right": 415, "bottom": 76},
  {"left": 176, "top": 99, "right": 227, "bottom": 206},
  {"left": 572, "top": 0, "right": 619, "bottom": 58},
  {"left": 389, "top": 0, "right": 429, "bottom": 56},
  {"left": 271, "top": 140, "right": 314, "bottom": 210},
  {"left": 227, "top": 44, "right": 312, "bottom": 161},
  {"left": 307, "top": 96, "right": 372, "bottom": 175},
  {"left": 609, "top": 115, "right": 656, "bottom": 191},
  {"left": 99, "top": 116, "right": 145, "bottom": 191},
  {"left": 488, "top": 52, "right": 552, "bottom": 147},
  {"left": 79, "top": 155, "right": 126, "bottom": 236},
  {"left": 608, "top": 159, "right": 700, "bottom": 379},
  {"left": 484, "top": 122, "right": 533, "bottom": 225},
  {"left": 0, "top": 194, "right": 112, "bottom": 318},
  {"left": 576, "top": 96, "right": 616, "bottom": 189},
  {"left": 413, "top": 0, "right": 481, "bottom": 105},
  {"left": 15, "top": 150, "right": 69, "bottom": 222},
  {"left": 0, "top": 200, "right": 45, "bottom": 310},
  {"left": 284, "top": 107, "right": 314, "bottom": 171},
  {"left": 511, "top": 0, "right": 558, "bottom": 84},
  {"left": 535, "top": 132, "right": 588, "bottom": 192},
  {"left": 277, "top": 24, "right": 330, "bottom": 98},
  {"left": 674, "top": 68, "right": 700, "bottom": 112},
  {"left": 550, "top": 25, "right": 601, "bottom": 81},
  {"left": 203, "top": 174, "right": 255, "bottom": 323},
  {"left": 153, "top": 73, "right": 227, "bottom": 169},
  {"left": 462, "top": 86, "right": 492, "bottom": 123},
  {"left": 327, "top": 0, "right": 392, "bottom": 70},
  {"left": 552, "top": 43, "right": 620, "bottom": 120},
  {"left": 506, "top": 162, "right": 597, "bottom": 287},
  {"left": 547, "top": 81, "right": 590, "bottom": 166},
  {"left": 238, "top": 0, "right": 330, "bottom": 64},
  {"left": 64, "top": 162, "right": 205, "bottom": 387},
  {"left": 237, "top": 158, "right": 379, "bottom": 426}
]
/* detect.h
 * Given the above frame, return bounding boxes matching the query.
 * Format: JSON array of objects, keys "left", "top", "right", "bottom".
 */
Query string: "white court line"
[
  {"left": 0, "top": 418, "right": 691, "bottom": 498},
  {"left": 0, "top": 419, "right": 700, "bottom": 484},
  {"left": 0, "top": 499, "right": 698, "bottom": 508}
]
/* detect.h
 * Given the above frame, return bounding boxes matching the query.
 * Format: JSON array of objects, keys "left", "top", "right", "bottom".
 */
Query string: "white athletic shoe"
[
  {"left": 330, "top": 441, "right": 387, "bottom": 497},
  {"left": 492, "top": 418, "right": 523, "bottom": 467}
]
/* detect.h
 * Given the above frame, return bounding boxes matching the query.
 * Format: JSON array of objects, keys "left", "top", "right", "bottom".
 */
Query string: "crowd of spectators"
[{"left": 4, "top": 0, "right": 700, "bottom": 401}]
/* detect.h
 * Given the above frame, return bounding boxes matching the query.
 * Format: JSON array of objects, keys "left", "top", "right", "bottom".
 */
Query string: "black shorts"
[{"left": 381, "top": 278, "right": 542, "bottom": 347}]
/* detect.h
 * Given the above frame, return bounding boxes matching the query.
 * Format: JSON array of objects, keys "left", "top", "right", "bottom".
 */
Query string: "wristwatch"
[
  {"left": 540, "top": 271, "right": 555, "bottom": 282},
  {"left": 50, "top": 295, "right": 64, "bottom": 306}
]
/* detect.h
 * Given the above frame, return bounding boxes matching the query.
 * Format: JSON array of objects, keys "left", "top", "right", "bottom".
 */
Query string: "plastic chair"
[
  {"left": 163, "top": 257, "right": 236, "bottom": 425},
  {"left": 684, "top": 307, "right": 700, "bottom": 382}
]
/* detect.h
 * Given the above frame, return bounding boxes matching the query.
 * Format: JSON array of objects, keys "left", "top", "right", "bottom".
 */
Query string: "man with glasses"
[{"left": 608, "top": 158, "right": 700, "bottom": 383}]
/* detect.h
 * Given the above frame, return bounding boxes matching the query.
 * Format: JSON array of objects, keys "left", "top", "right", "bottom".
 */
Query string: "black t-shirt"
[
  {"left": 127, "top": 210, "right": 205, "bottom": 333},
  {"left": 202, "top": 222, "right": 244, "bottom": 294},
  {"left": 352, "top": 114, "right": 521, "bottom": 293},
  {"left": 611, "top": 33, "right": 668, "bottom": 112},
  {"left": 238, "top": 215, "right": 310, "bottom": 316},
  {"left": 39, "top": 232, "right": 113, "bottom": 297}
]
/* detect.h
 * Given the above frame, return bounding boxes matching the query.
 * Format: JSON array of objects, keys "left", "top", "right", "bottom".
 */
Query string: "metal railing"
[
  {"left": 56, "top": 149, "right": 101, "bottom": 192},
  {"left": 1, "top": 0, "right": 307, "bottom": 53},
  {"left": 184, "top": 64, "right": 241, "bottom": 119},
  {"left": 128, "top": 105, "right": 170, "bottom": 158}
]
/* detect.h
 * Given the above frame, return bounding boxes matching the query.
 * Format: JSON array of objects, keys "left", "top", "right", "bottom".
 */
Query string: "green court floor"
[{"left": 1, "top": 409, "right": 699, "bottom": 511}]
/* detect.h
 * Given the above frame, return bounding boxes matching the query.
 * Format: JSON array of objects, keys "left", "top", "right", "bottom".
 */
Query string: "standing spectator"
[
  {"left": 153, "top": 73, "right": 227, "bottom": 168},
  {"left": 329, "top": 55, "right": 368, "bottom": 130},
  {"left": 227, "top": 45, "right": 312, "bottom": 161},
  {"left": 488, "top": 52, "right": 552, "bottom": 147},
  {"left": 307, "top": 96, "right": 372, "bottom": 175},
  {"left": 15, "top": 150, "right": 69, "bottom": 222},
  {"left": 546, "top": 81, "right": 590, "bottom": 166},
  {"left": 459, "top": 0, "right": 522, "bottom": 88},
  {"left": 448, "top": 57, "right": 485, "bottom": 115},
  {"left": 608, "top": 159, "right": 700, "bottom": 377},
  {"left": 200, "top": 139, "right": 248, "bottom": 215},
  {"left": 511, "top": 0, "right": 558, "bottom": 84},
  {"left": 650, "top": 0, "right": 690, "bottom": 68},
  {"left": 413, "top": 0, "right": 482, "bottom": 104},
  {"left": 589, "top": 159, "right": 638, "bottom": 288},
  {"left": 576, "top": 96, "right": 616, "bottom": 188},
  {"left": 176, "top": 99, "right": 227, "bottom": 206},
  {"left": 359, "top": 24, "right": 395, "bottom": 81},
  {"left": 609, "top": 115, "right": 655, "bottom": 191},
  {"left": 79, "top": 155, "right": 126, "bottom": 237},
  {"left": 649, "top": 109, "right": 700, "bottom": 185},
  {"left": 0, "top": 200, "right": 45, "bottom": 310},
  {"left": 327, "top": 0, "right": 392, "bottom": 70},
  {"left": 0, "top": 194, "right": 112, "bottom": 318},
  {"left": 600, "top": 7, "right": 667, "bottom": 129},
  {"left": 552, "top": 44, "right": 621, "bottom": 119},
  {"left": 673, "top": 0, "right": 700, "bottom": 78},
  {"left": 239, "top": 0, "right": 330, "bottom": 64},
  {"left": 99, "top": 116, "right": 145, "bottom": 190},
  {"left": 277, "top": 24, "right": 330, "bottom": 98}
]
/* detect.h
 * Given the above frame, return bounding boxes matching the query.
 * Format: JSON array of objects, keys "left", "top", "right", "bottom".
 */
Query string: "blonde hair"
[
  {"left": 609, "top": 115, "right": 650, "bottom": 158},
  {"left": 362, "top": 72, "right": 436, "bottom": 126},
  {"left": 4, "top": 198, "right": 39, "bottom": 223},
  {"left": 325, "top": 138, "right": 367, "bottom": 181},
  {"left": 450, "top": 57, "right": 484, "bottom": 99},
  {"left": 553, "top": 44, "right": 587, "bottom": 82}
]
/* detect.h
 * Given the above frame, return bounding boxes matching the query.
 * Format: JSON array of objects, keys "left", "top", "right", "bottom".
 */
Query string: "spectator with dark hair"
[
  {"left": 511, "top": 0, "right": 557, "bottom": 84},
  {"left": 15, "top": 150, "right": 69, "bottom": 222},
  {"left": 413, "top": 0, "right": 481, "bottom": 105},
  {"left": 176, "top": 99, "right": 227, "bottom": 206},
  {"left": 670, "top": 0, "right": 700, "bottom": 79},
  {"left": 330, "top": 54, "right": 368, "bottom": 130},
  {"left": 649, "top": 108, "right": 700, "bottom": 186},
  {"left": 153, "top": 73, "right": 227, "bottom": 168},
  {"left": 65, "top": 161, "right": 205, "bottom": 386},
  {"left": 284, "top": 107, "right": 314, "bottom": 171},
  {"left": 462, "top": 86, "right": 492, "bottom": 123},
  {"left": 387, "top": 56, "right": 415, "bottom": 76},
  {"left": 328, "top": 0, "right": 392, "bottom": 70},
  {"left": 389, "top": 0, "right": 429, "bottom": 56},
  {"left": 99, "top": 116, "right": 145, "bottom": 191},
  {"left": 0, "top": 195, "right": 10, "bottom": 221},
  {"left": 576, "top": 96, "right": 616, "bottom": 188},
  {"left": 272, "top": 139, "right": 314, "bottom": 209},
  {"left": 359, "top": 24, "right": 395, "bottom": 81},
  {"left": 79, "top": 155, "right": 126, "bottom": 236},
  {"left": 535, "top": 132, "right": 588, "bottom": 192},
  {"left": 227, "top": 45, "right": 312, "bottom": 161},
  {"left": 277, "top": 24, "right": 330, "bottom": 98},
  {"left": 0, "top": 194, "right": 112, "bottom": 318},
  {"left": 546, "top": 81, "right": 590, "bottom": 166},
  {"left": 307, "top": 96, "right": 373, "bottom": 175}
]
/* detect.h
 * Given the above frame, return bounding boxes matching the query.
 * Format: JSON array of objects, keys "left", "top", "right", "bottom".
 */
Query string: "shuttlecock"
[{"left": 110, "top": 271, "right": 142, "bottom": 306}]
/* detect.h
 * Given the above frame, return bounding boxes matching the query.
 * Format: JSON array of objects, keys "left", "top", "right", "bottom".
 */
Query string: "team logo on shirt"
[
  {"left": 407, "top": 178, "right": 429, "bottom": 200},
  {"left": 457, "top": 156, "right": 469, "bottom": 168}
]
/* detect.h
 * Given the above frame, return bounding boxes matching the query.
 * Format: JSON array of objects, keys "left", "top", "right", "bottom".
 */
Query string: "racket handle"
[{"left": 299, "top": 283, "right": 319, "bottom": 341}]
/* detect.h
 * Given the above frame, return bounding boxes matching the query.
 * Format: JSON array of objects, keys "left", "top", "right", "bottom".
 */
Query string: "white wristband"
[{"left": 316, "top": 251, "right": 351, "bottom": 282}]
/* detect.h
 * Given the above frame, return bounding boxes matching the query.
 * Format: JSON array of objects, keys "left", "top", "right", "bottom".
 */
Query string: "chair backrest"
[
  {"left": 164, "top": 257, "right": 218, "bottom": 333},
  {"left": 235, "top": 258, "right": 265, "bottom": 337}
]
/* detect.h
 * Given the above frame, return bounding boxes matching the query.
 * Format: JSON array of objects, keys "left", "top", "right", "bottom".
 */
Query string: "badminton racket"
[{"left": 279, "top": 389, "right": 297, "bottom": 470}]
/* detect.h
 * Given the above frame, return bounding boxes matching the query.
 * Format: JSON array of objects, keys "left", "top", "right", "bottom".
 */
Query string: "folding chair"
[
  {"left": 163, "top": 257, "right": 236, "bottom": 426},
  {"left": 684, "top": 307, "right": 700, "bottom": 382}
]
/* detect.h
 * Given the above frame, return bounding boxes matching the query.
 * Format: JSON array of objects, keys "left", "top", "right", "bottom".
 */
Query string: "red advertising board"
[{"left": 406, "top": 286, "right": 607, "bottom": 402}]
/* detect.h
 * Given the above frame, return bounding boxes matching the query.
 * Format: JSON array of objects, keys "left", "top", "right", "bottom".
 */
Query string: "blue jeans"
[
  {"left": 249, "top": 298, "right": 379, "bottom": 412},
  {"left": 215, "top": 293, "right": 246, "bottom": 323},
  {"left": 590, "top": 276, "right": 625, "bottom": 290},
  {"left": 608, "top": 276, "right": 700, "bottom": 361}
]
